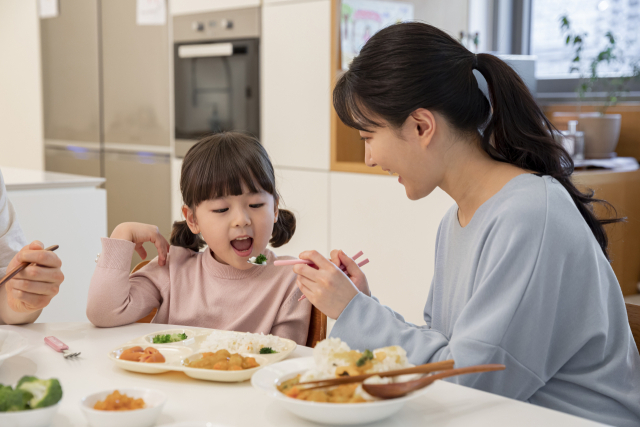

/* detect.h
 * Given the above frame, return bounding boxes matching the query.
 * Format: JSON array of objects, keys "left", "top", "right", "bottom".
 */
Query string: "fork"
[{"left": 45, "top": 336, "right": 81, "bottom": 359}]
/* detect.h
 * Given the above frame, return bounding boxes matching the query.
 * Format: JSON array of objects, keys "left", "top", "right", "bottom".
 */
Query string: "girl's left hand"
[{"left": 293, "top": 250, "right": 360, "bottom": 319}]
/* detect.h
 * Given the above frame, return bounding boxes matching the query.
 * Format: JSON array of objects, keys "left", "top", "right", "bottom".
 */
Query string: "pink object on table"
[{"left": 45, "top": 336, "right": 68, "bottom": 352}]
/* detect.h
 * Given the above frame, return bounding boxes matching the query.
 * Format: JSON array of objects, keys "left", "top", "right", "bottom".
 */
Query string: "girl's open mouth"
[{"left": 231, "top": 237, "right": 253, "bottom": 257}]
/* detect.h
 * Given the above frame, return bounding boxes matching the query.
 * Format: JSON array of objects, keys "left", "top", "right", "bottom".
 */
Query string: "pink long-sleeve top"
[{"left": 87, "top": 238, "right": 311, "bottom": 345}]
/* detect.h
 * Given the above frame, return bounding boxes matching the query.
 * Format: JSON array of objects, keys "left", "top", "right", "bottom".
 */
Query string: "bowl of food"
[
  {"left": 80, "top": 388, "right": 166, "bottom": 427},
  {"left": 251, "top": 338, "right": 430, "bottom": 425},
  {"left": 0, "top": 376, "right": 63, "bottom": 427}
]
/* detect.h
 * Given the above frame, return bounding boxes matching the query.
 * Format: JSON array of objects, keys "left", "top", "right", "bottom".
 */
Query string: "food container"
[
  {"left": 80, "top": 388, "right": 166, "bottom": 427},
  {"left": 0, "top": 402, "right": 60, "bottom": 427}
]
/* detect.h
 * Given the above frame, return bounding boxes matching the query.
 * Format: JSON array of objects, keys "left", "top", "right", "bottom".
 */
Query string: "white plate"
[
  {"left": 198, "top": 330, "right": 297, "bottom": 364},
  {"left": 0, "top": 329, "right": 28, "bottom": 367},
  {"left": 143, "top": 329, "right": 196, "bottom": 346},
  {"left": 109, "top": 345, "right": 193, "bottom": 374},
  {"left": 251, "top": 357, "right": 431, "bottom": 425},
  {"left": 180, "top": 352, "right": 268, "bottom": 382},
  {"left": 0, "top": 402, "right": 60, "bottom": 427},
  {"left": 80, "top": 387, "right": 166, "bottom": 427}
]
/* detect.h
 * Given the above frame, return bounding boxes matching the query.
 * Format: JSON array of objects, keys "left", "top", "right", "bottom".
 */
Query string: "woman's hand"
[
  {"left": 111, "top": 222, "right": 170, "bottom": 266},
  {"left": 293, "top": 250, "right": 366, "bottom": 319},
  {"left": 4, "top": 241, "right": 64, "bottom": 315},
  {"left": 330, "top": 250, "right": 371, "bottom": 297}
]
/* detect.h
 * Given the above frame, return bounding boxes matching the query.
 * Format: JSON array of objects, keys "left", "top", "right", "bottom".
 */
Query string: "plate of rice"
[{"left": 200, "top": 330, "right": 296, "bottom": 363}]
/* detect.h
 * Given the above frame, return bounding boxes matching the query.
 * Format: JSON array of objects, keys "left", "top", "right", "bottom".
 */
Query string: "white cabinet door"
[
  {"left": 169, "top": 0, "right": 260, "bottom": 15},
  {"left": 329, "top": 172, "right": 454, "bottom": 325},
  {"left": 261, "top": 0, "right": 331, "bottom": 170},
  {"left": 270, "top": 167, "right": 329, "bottom": 258}
]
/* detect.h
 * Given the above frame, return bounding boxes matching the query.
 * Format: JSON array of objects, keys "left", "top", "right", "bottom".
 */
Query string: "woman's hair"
[
  {"left": 171, "top": 131, "right": 296, "bottom": 251},
  {"left": 333, "top": 22, "right": 622, "bottom": 260}
]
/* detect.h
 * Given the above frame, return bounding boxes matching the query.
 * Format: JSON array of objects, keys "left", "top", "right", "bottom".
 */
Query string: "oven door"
[{"left": 174, "top": 39, "right": 259, "bottom": 141}]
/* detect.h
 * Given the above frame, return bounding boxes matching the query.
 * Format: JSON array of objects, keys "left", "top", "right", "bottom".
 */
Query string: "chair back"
[
  {"left": 131, "top": 259, "right": 329, "bottom": 346},
  {"left": 131, "top": 260, "right": 157, "bottom": 323},
  {"left": 627, "top": 302, "right": 640, "bottom": 352}
]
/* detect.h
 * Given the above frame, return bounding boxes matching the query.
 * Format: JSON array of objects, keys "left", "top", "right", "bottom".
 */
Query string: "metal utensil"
[{"left": 45, "top": 336, "right": 81, "bottom": 359}]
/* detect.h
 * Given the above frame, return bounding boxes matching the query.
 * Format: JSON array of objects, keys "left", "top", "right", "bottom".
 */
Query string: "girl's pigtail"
[
  {"left": 474, "top": 53, "right": 623, "bottom": 260},
  {"left": 270, "top": 209, "right": 296, "bottom": 248},
  {"left": 170, "top": 220, "right": 206, "bottom": 252}
]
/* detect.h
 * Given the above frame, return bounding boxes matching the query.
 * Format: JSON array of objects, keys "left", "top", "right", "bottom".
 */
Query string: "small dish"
[
  {"left": 181, "top": 352, "right": 268, "bottom": 382},
  {"left": 251, "top": 357, "right": 431, "bottom": 425},
  {"left": 80, "top": 388, "right": 166, "bottom": 427},
  {"left": 143, "top": 329, "right": 196, "bottom": 346},
  {"left": 0, "top": 329, "right": 28, "bottom": 367},
  {"left": 108, "top": 345, "right": 193, "bottom": 374},
  {"left": 0, "top": 402, "right": 60, "bottom": 427}
]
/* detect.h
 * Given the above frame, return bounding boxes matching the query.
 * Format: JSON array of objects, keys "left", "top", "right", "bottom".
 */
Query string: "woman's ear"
[
  {"left": 410, "top": 108, "right": 437, "bottom": 149},
  {"left": 182, "top": 205, "right": 200, "bottom": 234}
]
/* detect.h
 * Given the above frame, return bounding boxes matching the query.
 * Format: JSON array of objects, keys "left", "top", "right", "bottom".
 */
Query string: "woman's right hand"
[
  {"left": 330, "top": 250, "right": 371, "bottom": 296},
  {"left": 110, "top": 222, "right": 170, "bottom": 266}
]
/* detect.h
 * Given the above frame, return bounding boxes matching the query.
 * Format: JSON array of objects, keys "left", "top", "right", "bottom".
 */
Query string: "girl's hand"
[
  {"left": 111, "top": 222, "right": 170, "bottom": 266},
  {"left": 330, "top": 249, "right": 371, "bottom": 297},
  {"left": 5, "top": 241, "right": 64, "bottom": 314},
  {"left": 293, "top": 250, "right": 361, "bottom": 319}
]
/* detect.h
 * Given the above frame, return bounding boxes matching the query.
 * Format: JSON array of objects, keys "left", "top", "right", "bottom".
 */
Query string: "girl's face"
[
  {"left": 359, "top": 109, "right": 445, "bottom": 200},
  {"left": 183, "top": 185, "right": 277, "bottom": 270}
]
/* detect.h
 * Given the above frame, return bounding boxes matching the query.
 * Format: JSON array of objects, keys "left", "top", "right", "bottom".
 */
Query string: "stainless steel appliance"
[
  {"left": 41, "top": 0, "right": 171, "bottom": 267},
  {"left": 173, "top": 7, "right": 260, "bottom": 157}
]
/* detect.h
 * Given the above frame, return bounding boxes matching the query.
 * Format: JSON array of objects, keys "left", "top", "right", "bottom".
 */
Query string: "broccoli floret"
[
  {"left": 356, "top": 349, "right": 374, "bottom": 367},
  {"left": 16, "top": 377, "right": 62, "bottom": 409},
  {"left": 152, "top": 333, "right": 187, "bottom": 343},
  {"left": 255, "top": 254, "right": 268, "bottom": 265},
  {"left": 0, "top": 386, "right": 32, "bottom": 412},
  {"left": 259, "top": 347, "right": 278, "bottom": 354}
]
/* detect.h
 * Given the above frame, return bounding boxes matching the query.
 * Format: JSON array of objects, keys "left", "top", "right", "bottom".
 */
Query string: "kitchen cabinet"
[
  {"left": 261, "top": 0, "right": 332, "bottom": 170},
  {"left": 170, "top": 0, "right": 261, "bottom": 15}
]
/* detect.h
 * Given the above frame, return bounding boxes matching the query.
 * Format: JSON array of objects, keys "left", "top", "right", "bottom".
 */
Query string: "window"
[{"left": 531, "top": 0, "right": 640, "bottom": 79}]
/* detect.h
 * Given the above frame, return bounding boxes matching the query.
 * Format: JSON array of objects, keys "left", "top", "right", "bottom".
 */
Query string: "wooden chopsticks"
[
  {"left": 0, "top": 245, "right": 59, "bottom": 287},
  {"left": 291, "top": 359, "right": 455, "bottom": 391}
]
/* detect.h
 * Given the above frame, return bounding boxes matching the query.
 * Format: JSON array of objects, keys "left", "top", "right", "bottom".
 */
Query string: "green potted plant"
[{"left": 560, "top": 15, "right": 640, "bottom": 158}]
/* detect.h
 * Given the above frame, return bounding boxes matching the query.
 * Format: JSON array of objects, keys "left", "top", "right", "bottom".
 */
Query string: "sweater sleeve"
[
  {"left": 86, "top": 238, "right": 165, "bottom": 327},
  {"left": 0, "top": 170, "right": 27, "bottom": 277},
  {"left": 270, "top": 284, "right": 312, "bottom": 345}
]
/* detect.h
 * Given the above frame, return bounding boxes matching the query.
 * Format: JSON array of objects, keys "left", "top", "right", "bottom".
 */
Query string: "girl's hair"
[
  {"left": 171, "top": 131, "right": 296, "bottom": 251},
  {"left": 333, "top": 22, "right": 622, "bottom": 261}
]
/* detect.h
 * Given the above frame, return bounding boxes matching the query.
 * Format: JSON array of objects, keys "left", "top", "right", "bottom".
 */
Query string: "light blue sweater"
[{"left": 331, "top": 174, "right": 640, "bottom": 426}]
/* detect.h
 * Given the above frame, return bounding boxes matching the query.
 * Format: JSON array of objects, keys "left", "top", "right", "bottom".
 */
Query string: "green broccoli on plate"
[{"left": 16, "top": 376, "right": 63, "bottom": 409}]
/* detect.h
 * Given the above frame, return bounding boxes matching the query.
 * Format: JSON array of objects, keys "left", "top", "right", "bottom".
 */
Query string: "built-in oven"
[{"left": 173, "top": 7, "right": 260, "bottom": 156}]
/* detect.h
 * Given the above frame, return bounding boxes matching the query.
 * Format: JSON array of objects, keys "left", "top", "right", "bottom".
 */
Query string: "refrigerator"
[{"left": 41, "top": 0, "right": 172, "bottom": 268}]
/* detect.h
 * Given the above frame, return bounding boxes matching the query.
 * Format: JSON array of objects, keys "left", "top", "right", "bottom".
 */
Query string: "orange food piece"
[
  {"left": 93, "top": 390, "right": 146, "bottom": 411},
  {"left": 118, "top": 346, "right": 165, "bottom": 363},
  {"left": 185, "top": 351, "right": 260, "bottom": 370}
]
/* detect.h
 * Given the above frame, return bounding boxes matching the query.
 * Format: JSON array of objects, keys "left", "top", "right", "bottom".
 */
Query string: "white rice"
[{"left": 201, "top": 330, "right": 287, "bottom": 354}]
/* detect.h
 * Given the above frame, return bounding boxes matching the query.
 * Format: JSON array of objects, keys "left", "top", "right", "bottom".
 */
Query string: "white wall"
[{"left": 0, "top": 0, "right": 44, "bottom": 171}]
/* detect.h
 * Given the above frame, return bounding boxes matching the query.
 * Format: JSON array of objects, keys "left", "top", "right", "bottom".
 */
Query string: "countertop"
[{"left": 1, "top": 166, "right": 105, "bottom": 191}]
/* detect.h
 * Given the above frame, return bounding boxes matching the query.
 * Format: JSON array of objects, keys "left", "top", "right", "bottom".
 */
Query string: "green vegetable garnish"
[
  {"left": 259, "top": 347, "right": 278, "bottom": 354},
  {"left": 152, "top": 333, "right": 188, "bottom": 343},
  {"left": 355, "top": 349, "right": 374, "bottom": 367},
  {"left": 15, "top": 376, "right": 62, "bottom": 409},
  {"left": 255, "top": 254, "right": 267, "bottom": 265},
  {"left": 0, "top": 385, "right": 32, "bottom": 412}
]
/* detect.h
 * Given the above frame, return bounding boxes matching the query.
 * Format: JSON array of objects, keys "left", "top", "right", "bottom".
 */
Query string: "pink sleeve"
[
  {"left": 86, "top": 238, "right": 166, "bottom": 327},
  {"left": 270, "top": 284, "right": 312, "bottom": 345}
]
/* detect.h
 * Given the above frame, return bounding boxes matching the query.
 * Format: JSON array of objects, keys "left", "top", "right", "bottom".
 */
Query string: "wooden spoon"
[
  {"left": 362, "top": 364, "right": 505, "bottom": 399},
  {"left": 294, "top": 359, "right": 455, "bottom": 391}
]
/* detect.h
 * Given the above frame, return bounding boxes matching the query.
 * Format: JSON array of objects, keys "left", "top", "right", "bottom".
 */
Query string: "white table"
[{"left": 0, "top": 323, "right": 605, "bottom": 427}]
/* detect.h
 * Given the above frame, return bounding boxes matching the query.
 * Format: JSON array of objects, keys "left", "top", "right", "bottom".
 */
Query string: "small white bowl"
[
  {"left": 252, "top": 357, "right": 431, "bottom": 425},
  {"left": 0, "top": 402, "right": 60, "bottom": 427},
  {"left": 80, "top": 388, "right": 166, "bottom": 427}
]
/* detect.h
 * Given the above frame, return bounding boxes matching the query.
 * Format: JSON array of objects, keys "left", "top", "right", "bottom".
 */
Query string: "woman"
[
  {"left": 293, "top": 23, "right": 640, "bottom": 426},
  {"left": 0, "top": 169, "right": 64, "bottom": 324}
]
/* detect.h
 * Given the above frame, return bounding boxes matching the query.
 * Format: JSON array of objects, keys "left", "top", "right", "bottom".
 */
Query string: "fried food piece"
[
  {"left": 186, "top": 351, "right": 260, "bottom": 371},
  {"left": 118, "top": 346, "right": 165, "bottom": 363},
  {"left": 93, "top": 390, "right": 145, "bottom": 411}
]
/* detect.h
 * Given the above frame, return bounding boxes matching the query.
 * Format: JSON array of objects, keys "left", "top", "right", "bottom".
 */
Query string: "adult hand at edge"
[
  {"left": 293, "top": 250, "right": 360, "bottom": 319},
  {"left": 329, "top": 249, "right": 371, "bottom": 296},
  {"left": 4, "top": 240, "right": 64, "bottom": 315}
]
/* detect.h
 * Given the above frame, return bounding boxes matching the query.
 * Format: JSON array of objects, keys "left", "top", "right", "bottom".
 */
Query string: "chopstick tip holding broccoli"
[{"left": 248, "top": 254, "right": 268, "bottom": 265}]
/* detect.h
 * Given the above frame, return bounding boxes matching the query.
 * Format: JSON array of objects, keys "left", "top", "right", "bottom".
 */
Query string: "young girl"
[
  {"left": 293, "top": 23, "right": 640, "bottom": 425},
  {"left": 87, "top": 132, "right": 311, "bottom": 344}
]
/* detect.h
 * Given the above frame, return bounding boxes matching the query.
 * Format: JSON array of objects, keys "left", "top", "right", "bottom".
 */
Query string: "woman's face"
[
  {"left": 359, "top": 110, "right": 445, "bottom": 200},
  {"left": 184, "top": 185, "right": 277, "bottom": 270}
]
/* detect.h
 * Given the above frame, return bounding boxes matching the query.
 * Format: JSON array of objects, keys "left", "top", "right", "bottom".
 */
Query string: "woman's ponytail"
[
  {"left": 270, "top": 209, "right": 296, "bottom": 248},
  {"left": 170, "top": 220, "right": 206, "bottom": 252},
  {"left": 474, "top": 53, "right": 622, "bottom": 260},
  {"left": 332, "top": 22, "right": 622, "bottom": 261}
]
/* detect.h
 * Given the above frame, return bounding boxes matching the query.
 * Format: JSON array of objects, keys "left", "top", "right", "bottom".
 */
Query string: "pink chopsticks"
[{"left": 273, "top": 251, "right": 370, "bottom": 302}]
